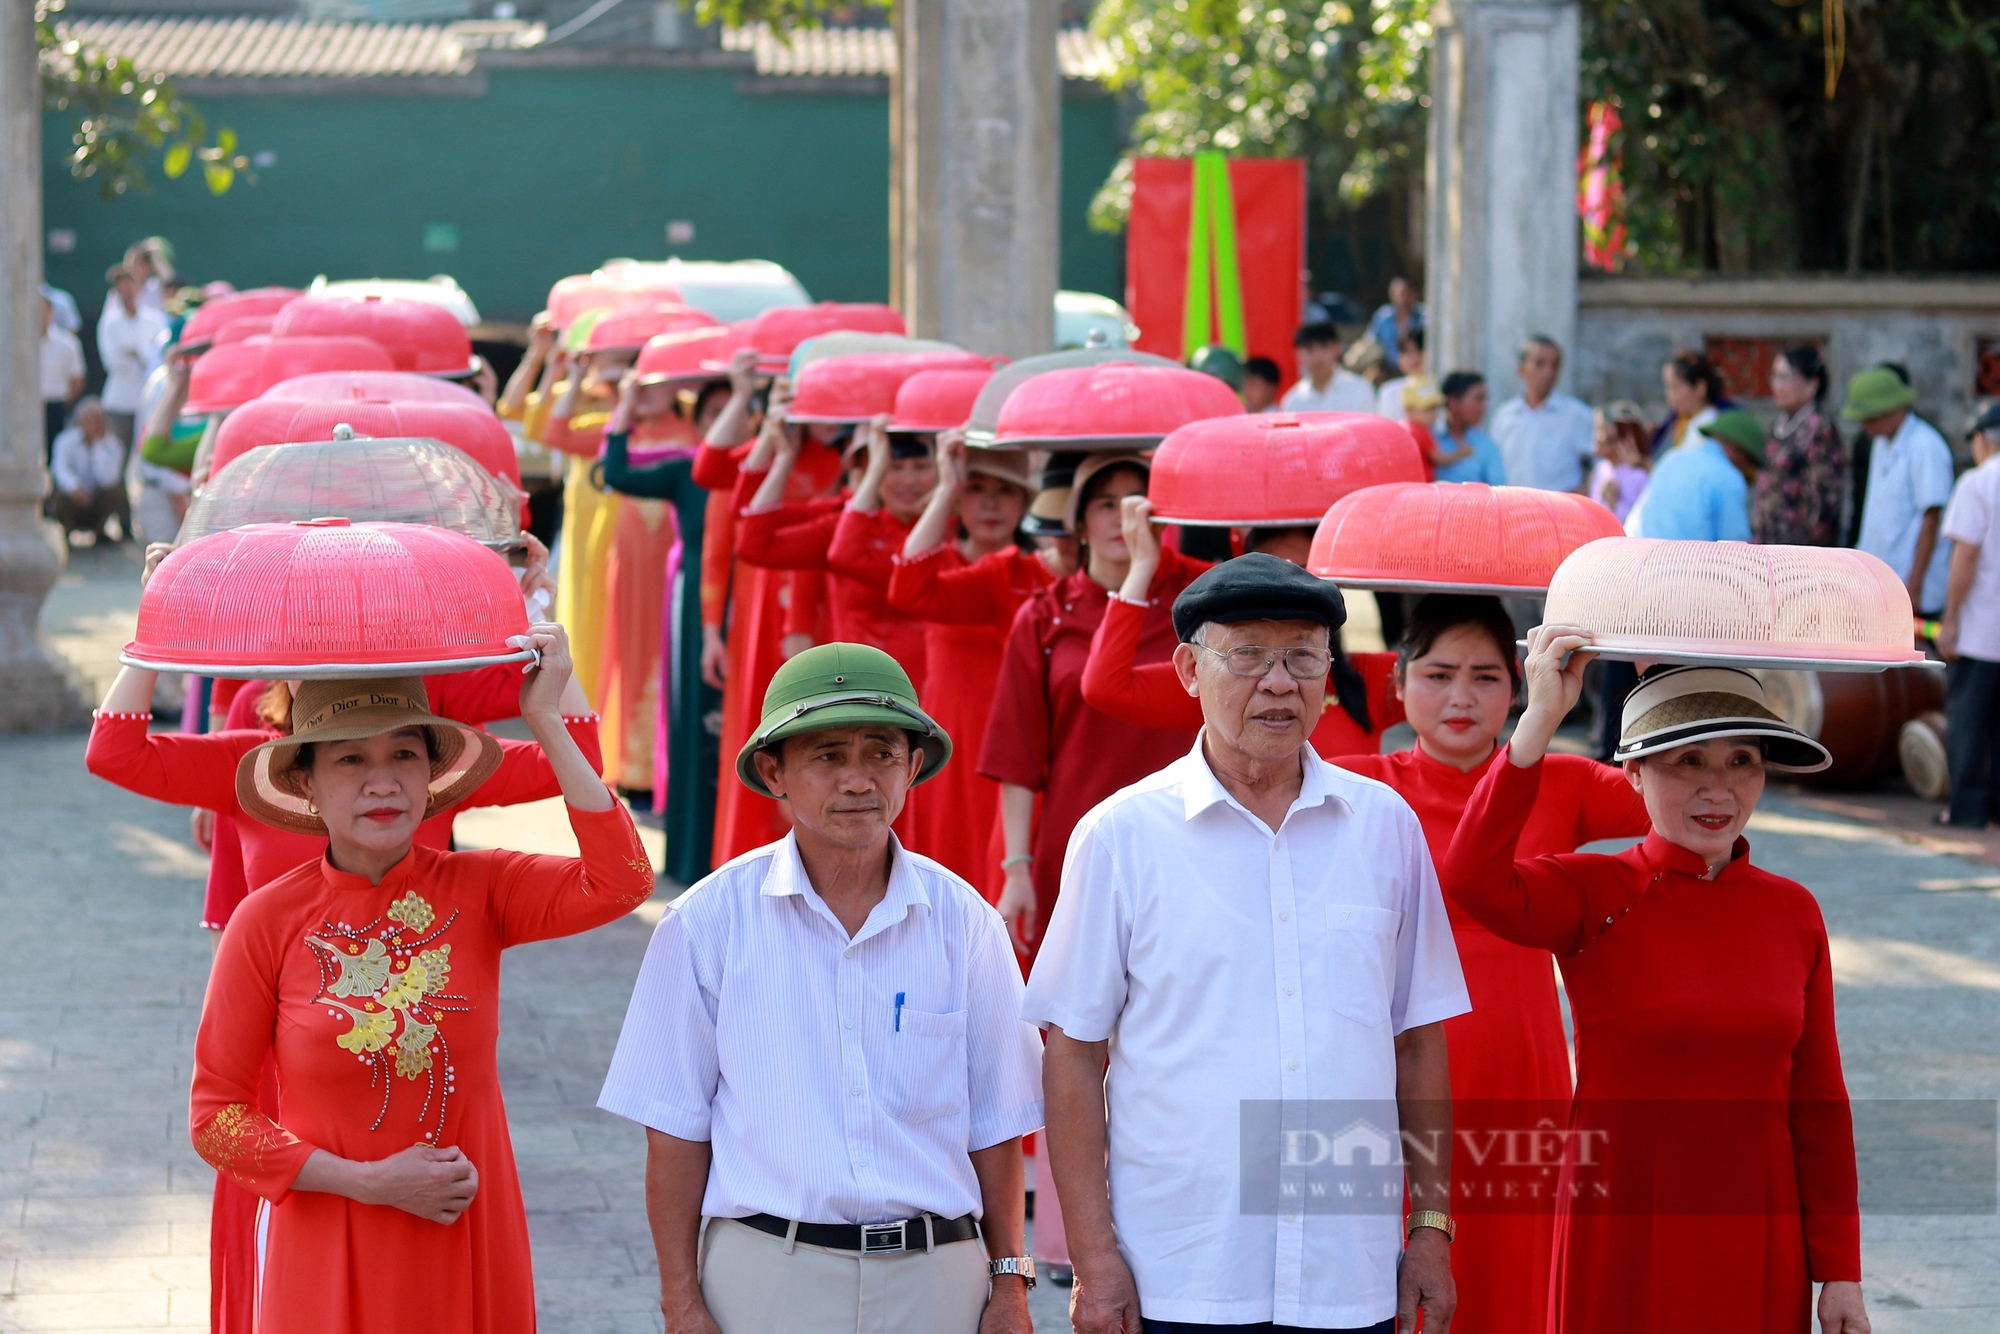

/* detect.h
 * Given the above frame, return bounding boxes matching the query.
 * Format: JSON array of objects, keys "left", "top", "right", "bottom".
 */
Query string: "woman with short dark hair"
[
  {"left": 1652, "top": 350, "right": 1730, "bottom": 456},
  {"left": 1752, "top": 345, "right": 1847, "bottom": 545}
]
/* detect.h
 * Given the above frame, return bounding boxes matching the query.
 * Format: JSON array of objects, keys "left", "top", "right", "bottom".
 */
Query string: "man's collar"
[
  {"left": 1177, "top": 731, "right": 1351, "bottom": 824},
  {"left": 761, "top": 830, "right": 933, "bottom": 936}
]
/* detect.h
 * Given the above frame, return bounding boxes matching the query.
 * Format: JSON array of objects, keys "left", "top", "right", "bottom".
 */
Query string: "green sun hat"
[
  {"left": 1697, "top": 408, "right": 1768, "bottom": 466},
  {"left": 1190, "top": 344, "right": 1245, "bottom": 391},
  {"left": 1841, "top": 366, "right": 1917, "bottom": 421},
  {"left": 735, "top": 642, "right": 951, "bottom": 798}
]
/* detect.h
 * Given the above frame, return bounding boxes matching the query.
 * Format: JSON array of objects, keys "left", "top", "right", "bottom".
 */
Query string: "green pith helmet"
[
  {"left": 1698, "top": 408, "right": 1768, "bottom": 465},
  {"left": 1841, "top": 365, "right": 1916, "bottom": 421},
  {"left": 734, "top": 642, "right": 952, "bottom": 799},
  {"left": 1190, "top": 343, "right": 1245, "bottom": 390}
]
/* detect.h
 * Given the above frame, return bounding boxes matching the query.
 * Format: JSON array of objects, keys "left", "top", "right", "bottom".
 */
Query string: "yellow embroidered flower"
[
  {"left": 395, "top": 1017, "right": 438, "bottom": 1079},
  {"left": 333, "top": 1005, "right": 396, "bottom": 1054},
  {"left": 385, "top": 891, "right": 435, "bottom": 933},
  {"left": 378, "top": 944, "right": 451, "bottom": 1011},
  {"left": 307, "top": 936, "right": 390, "bottom": 998}
]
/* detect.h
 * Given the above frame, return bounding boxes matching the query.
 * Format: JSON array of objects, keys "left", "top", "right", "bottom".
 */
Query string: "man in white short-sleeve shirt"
[
  {"left": 600, "top": 644, "right": 1044, "bottom": 1334},
  {"left": 1939, "top": 406, "right": 2000, "bottom": 827},
  {"left": 1847, "top": 367, "right": 1956, "bottom": 614},
  {"left": 1026, "top": 555, "right": 1469, "bottom": 1334}
]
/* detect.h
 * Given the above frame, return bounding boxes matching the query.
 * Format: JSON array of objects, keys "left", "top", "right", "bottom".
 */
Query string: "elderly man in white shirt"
[
  {"left": 1279, "top": 321, "right": 1377, "bottom": 415},
  {"left": 48, "top": 397, "right": 132, "bottom": 543},
  {"left": 96, "top": 264, "right": 169, "bottom": 447},
  {"left": 1489, "top": 335, "right": 1596, "bottom": 493},
  {"left": 1028, "top": 554, "right": 1468, "bottom": 1334},
  {"left": 600, "top": 643, "right": 1044, "bottom": 1334}
]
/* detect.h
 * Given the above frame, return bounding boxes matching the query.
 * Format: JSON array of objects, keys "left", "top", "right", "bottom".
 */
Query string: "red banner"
[{"left": 1127, "top": 156, "right": 1306, "bottom": 387}]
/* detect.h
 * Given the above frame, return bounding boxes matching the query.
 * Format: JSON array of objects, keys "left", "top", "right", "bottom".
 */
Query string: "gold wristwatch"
[
  {"left": 989, "top": 1256, "right": 1036, "bottom": 1288},
  {"left": 1406, "top": 1210, "right": 1456, "bottom": 1242}
]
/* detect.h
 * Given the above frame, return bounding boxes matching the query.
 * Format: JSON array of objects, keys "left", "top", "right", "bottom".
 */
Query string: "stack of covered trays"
[
  {"left": 123, "top": 520, "right": 535, "bottom": 679},
  {"left": 1309, "top": 483, "right": 1625, "bottom": 595},
  {"left": 1149, "top": 414, "right": 1426, "bottom": 527}
]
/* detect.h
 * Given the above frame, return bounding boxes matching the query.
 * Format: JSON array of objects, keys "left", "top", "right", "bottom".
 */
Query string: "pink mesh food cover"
[
  {"left": 587, "top": 303, "right": 718, "bottom": 351},
  {"left": 991, "top": 362, "right": 1244, "bottom": 451},
  {"left": 744, "top": 303, "right": 908, "bottom": 373},
  {"left": 889, "top": 369, "right": 994, "bottom": 433},
  {"left": 182, "top": 438, "right": 521, "bottom": 549},
  {"left": 272, "top": 297, "right": 474, "bottom": 376},
  {"left": 179, "top": 287, "right": 301, "bottom": 350},
  {"left": 1151, "top": 414, "right": 1427, "bottom": 526},
  {"left": 185, "top": 337, "right": 395, "bottom": 415},
  {"left": 265, "top": 369, "right": 490, "bottom": 410},
  {"left": 636, "top": 326, "right": 738, "bottom": 385},
  {"left": 212, "top": 398, "right": 521, "bottom": 488},
  {"left": 788, "top": 351, "right": 992, "bottom": 424},
  {"left": 1541, "top": 537, "right": 1927, "bottom": 669},
  {"left": 124, "top": 520, "right": 533, "bottom": 678},
  {"left": 1309, "top": 483, "right": 1626, "bottom": 593}
]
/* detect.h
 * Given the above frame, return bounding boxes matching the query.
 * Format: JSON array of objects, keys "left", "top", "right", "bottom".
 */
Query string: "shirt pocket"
[
  {"left": 1324, "top": 903, "right": 1404, "bottom": 1029},
  {"left": 880, "top": 1007, "right": 970, "bottom": 1126}
]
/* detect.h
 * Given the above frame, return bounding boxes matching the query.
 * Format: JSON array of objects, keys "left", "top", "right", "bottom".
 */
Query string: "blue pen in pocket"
[{"left": 894, "top": 992, "right": 905, "bottom": 1032}]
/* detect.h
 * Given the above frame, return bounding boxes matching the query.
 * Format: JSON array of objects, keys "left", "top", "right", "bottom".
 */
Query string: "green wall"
[{"left": 42, "top": 65, "right": 1125, "bottom": 327}]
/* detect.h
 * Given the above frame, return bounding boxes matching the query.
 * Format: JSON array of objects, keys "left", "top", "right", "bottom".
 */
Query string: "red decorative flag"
[
  {"left": 1127, "top": 157, "right": 1306, "bottom": 387},
  {"left": 1578, "top": 102, "right": 1627, "bottom": 272}
]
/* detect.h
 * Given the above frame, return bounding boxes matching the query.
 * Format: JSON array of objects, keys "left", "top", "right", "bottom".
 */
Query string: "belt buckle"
[{"left": 860, "top": 1220, "right": 908, "bottom": 1255}]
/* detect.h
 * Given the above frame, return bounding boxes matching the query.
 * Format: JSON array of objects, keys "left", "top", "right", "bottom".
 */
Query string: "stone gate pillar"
[
  {"left": 1425, "top": 0, "right": 1581, "bottom": 398},
  {"left": 892, "top": 0, "right": 1059, "bottom": 360}
]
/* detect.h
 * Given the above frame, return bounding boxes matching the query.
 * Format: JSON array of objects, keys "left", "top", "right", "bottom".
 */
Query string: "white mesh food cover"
[
  {"left": 180, "top": 437, "right": 521, "bottom": 549},
  {"left": 1543, "top": 537, "right": 1924, "bottom": 666}
]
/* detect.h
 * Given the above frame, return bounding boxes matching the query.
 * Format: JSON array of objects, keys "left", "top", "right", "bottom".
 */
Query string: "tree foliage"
[
  {"left": 37, "top": 0, "right": 250, "bottom": 199},
  {"left": 691, "top": 0, "right": 885, "bottom": 29}
]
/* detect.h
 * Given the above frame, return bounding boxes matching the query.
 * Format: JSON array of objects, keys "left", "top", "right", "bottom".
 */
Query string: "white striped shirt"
[{"left": 598, "top": 833, "right": 1044, "bottom": 1225}]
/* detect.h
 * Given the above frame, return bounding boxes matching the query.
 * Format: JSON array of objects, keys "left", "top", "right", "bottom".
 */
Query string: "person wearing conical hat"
[
  {"left": 1443, "top": 627, "right": 1868, "bottom": 1334},
  {"left": 600, "top": 644, "right": 1043, "bottom": 1334},
  {"left": 183, "top": 626, "right": 656, "bottom": 1334}
]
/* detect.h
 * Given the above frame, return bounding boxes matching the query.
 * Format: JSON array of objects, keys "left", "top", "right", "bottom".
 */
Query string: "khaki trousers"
[{"left": 700, "top": 1216, "right": 989, "bottom": 1334}]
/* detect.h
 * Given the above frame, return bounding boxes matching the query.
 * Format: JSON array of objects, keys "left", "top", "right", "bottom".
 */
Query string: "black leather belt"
[{"left": 736, "top": 1211, "right": 980, "bottom": 1254}]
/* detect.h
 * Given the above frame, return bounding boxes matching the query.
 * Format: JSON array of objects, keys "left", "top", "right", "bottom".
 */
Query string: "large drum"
[{"left": 1753, "top": 668, "right": 1946, "bottom": 787}]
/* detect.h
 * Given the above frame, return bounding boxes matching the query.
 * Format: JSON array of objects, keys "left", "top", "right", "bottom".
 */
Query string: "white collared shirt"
[
  {"left": 1022, "top": 738, "right": 1469, "bottom": 1329},
  {"left": 598, "top": 833, "right": 1044, "bottom": 1225},
  {"left": 1279, "top": 368, "right": 1377, "bottom": 415},
  {"left": 1491, "top": 390, "right": 1596, "bottom": 493}
]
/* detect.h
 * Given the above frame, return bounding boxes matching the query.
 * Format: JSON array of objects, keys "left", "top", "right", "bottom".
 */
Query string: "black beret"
[{"left": 1171, "top": 552, "right": 1347, "bottom": 642}]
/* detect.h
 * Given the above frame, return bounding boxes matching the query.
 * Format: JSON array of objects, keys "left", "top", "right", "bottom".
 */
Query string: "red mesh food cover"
[
  {"left": 211, "top": 398, "right": 521, "bottom": 488},
  {"left": 185, "top": 337, "right": 395, "bottom": 415},
  {"left": 1541, "top": 537, "right": 1929, "bottom": 670},
  {"left": 545, "top": 273, "right": 680, "bottom": 329},
  {"left": 789, "top": 351, "right": 992, "bottom": 424},
  {"left": 272, "top": 297, "right": 474, "bottom": 375},
  {"left": 1309, "top": 482, "right": 1627, "bottom": 594},
  {"left": 889, "top": 368, "right": 994, "bottom": 433},
  {"left": 991, "top": 361, "right": 1244, "bottom": 450},
  {"left": 182, "top": 438, "right": 520, "bottom": 549},
  {"left": 179, "top": 287, "right": 301, "bottom": 350},
  {"left": 587, "top": 303, "right": 718, "bottom": 351},
  {"left": 124, "top": 520, "right": 534, "bottom": 678},
  {"left": 262, "top": 369, "right": 490, "bottom": 409},
  {"left": 744, "top": 303, "right": 907, "bottom": 373},
  {"left": 636, "top": 326, "right": 738, "bottom": 386},
  {"left": 1150, "top": 413, "right": 1426, "bottom": 525}
]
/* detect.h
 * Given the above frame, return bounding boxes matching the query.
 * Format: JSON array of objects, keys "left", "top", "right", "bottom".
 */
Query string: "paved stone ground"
[{"left": 1, "top": 548, "right": 1992, "bottom": 1332}]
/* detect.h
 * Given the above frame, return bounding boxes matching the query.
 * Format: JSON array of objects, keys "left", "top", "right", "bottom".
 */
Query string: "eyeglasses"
[{"left": 1197, "top": 644, "right": 1333, "bottom": 679}]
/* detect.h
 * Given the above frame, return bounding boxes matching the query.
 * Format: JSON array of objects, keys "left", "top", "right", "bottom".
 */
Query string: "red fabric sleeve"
[
  {"left": 225, "top": 680, "right": 267, "bottom": 730},
  {"left": 1787, "top": 906, "right": 1863, "bottom": 1280},
  {"left": 730, "top": 463, "right": 768, "bottom": 515},
  {"left": 541, "top": 413, "right": 607, "bottom": 459},
  {"left": 460, "top": 717, "right": 603, "bottom": 809},
  {"left": 487, "top": 802, "right": 657, "bottom": 947},
  {"left": 785, "top": 568, "right": 825, "bottom": 639},
  {"left": 736, "top": 499, "right": 841, "bottom": 570},
  {"left": 1440, "top": 749, "right": 1600, "bottom": 955},
  {"left": 888, "top": 547, "right": 1051, "bottom": 633},
  {"left": 1559, "top": 753, "right": 1652, "bottom": 844},
  {"left": 423, "top": 666, "right": 524, "bottom": 727},
  {"left": 200, "top": 809, "right": 249, "bottom": 932},
  {"left": 1081, "top": 595, "right": 1203, "bottom": 729},
  {"left": 1352, "top": 651, "right": 1405, "bottom": 731},
  {"left": 700, "top": 489, "right": 734, "bottom": 629},
  {"left": 977, "top": 601, "right": 1054, "bottom": 791},
  {"left": 190, "top": 894, "right": 316, "bottom": 1202},
  {"left": 691, "top": 441, "right": 744, "bottom": 493},
  {"left": 826, "top": 508, "right": 896, "bottom": 592},
  {"left": 86, "top": 713, "right": 262, "bottom": 812}
]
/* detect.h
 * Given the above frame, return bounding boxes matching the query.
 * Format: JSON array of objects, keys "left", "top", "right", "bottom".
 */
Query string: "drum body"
[{"left": 1754, "top": 669, "right": 1946, "bottom": 787}]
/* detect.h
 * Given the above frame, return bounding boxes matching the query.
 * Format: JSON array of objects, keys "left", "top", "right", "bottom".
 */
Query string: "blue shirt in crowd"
[
  {"left": 1434, "top": 426, "right": 1508, "bottom": 485},
  {"left": 1628, "top": 437, "right": 1749, "bottom": 541}
]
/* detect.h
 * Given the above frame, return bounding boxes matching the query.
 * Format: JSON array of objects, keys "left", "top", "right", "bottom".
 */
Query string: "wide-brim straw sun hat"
[
  {"left": 236, "top": 676, "right": 504, "bottom": 834},
  {"left": 1614, "top": 665, "right": 1831, "bottom": 772},
  {"left": 1064, "top": 451, "right": 1153, "bottom": 535},
  {"left": 735, "top": 643, "right": 950, "bottom": 800},
  {"left": 965, "top": 448, "right": 1032, "bottom": 492}
]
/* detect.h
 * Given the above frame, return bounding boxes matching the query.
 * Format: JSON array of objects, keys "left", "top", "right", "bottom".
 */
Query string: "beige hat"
[
  {"left": 1615, "top": 666, "right": 1830, "bottom": 772},
  {"left": 235, "top": 677, "right": 504, "bottom": 833},
  {"left": 964, "top": 447, "right": 1032, "bottom": 492},
  {"left": 1065, "top": 451, "right": 1152, "bottom": 535}
]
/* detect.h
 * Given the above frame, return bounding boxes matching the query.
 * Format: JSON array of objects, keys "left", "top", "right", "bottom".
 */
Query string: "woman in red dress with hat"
[
  {"left": 1442, "top": 627, "right": 1868, "bottom": 1334},
  {"left": 187, "top": 624, "right": 655, "bottom": 1334},
  {"left": 885, "top": 431, "right": 1051, "bottom": 883}
]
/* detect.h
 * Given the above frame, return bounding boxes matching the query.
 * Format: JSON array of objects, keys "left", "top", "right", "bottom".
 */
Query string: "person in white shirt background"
[
  {"left": 1279, "top": 322, "right": 1378, "bottom": 415},
  {"left": 47, "top": 398, "right": 131, "bottom": 544},
  {"left": 1935, "top": 403, "right": 2000, "bottom": 828},
  {"left": 1029, "top": 555, "right": 1467, "bottom": 1334},
  {"left": 95, "top": 264, "right": 170, "bottom": 450},
  {"left": 1373, "top": 328, "right": 1437, "bottom": 426},
  {"left": 1489, "top": 335, "right": 1596, "bottom": 493},
  {"left": 40, "top": 294, "right": 85, "bottom": 462},
  {"left": 1845, "top": 365, "right": 1955, "bottom": 617},
  {"left": 600, "top": 643, "right": 1043, "bottom": 1334},
  {"left": 125, "top": 236, "right": 176, "bottom": 312}
]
